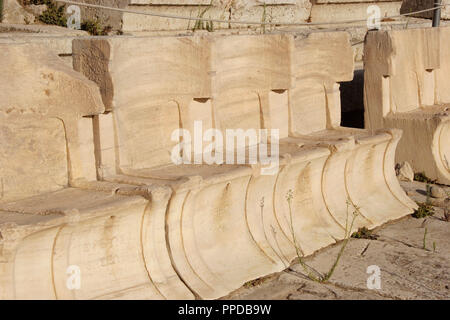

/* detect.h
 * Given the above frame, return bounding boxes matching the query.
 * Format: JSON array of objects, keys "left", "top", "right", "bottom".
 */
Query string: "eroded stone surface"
[
  {"left": 401, "top": 0, "right": 450, "bottom": 20},
  {"left": 226, "top": 181, "right": 449, "bottom": 300},
  {"left": 0, "top": 43, "right": 192, "bottom": 300},
  {"left": 0, "top": 32, "right": 418, "bottom": 300},
  {"left": 70, "top": 33, "right": 415, "bottom": 299},
  {"left": 364, "top": 27, "right": 450, "bottom": 185},
  {"left": 1, "top": 0, "right": 35, "bottom": 24},
  {"left": 396, "top": 161, "right": 414, "bottom": 182}
]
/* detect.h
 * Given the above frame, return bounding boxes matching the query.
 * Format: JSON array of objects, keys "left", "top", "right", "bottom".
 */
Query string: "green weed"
[
  {"left": 37, "top": 0, "right": 67, "bottom": 27},
  {"left": 81, "top": 19, "right": 111, "bottom": 35},
  {"left": 286, "top": 191, "right": 359, "bottom": 283},
  {"left": 351, "top": 227, "right": 378, "bottom": 240},
  {"left": 423, "top": 227, "right": 428, "bottom": 250},
  {"left": 412, "top": 202, "right": 435, "bottom": 219},
  {"left": 414, "top": 172, "right": 435, "bottom": 184},
  {"left": 192, "top": 0, "right": 214, "bottom": 32}
]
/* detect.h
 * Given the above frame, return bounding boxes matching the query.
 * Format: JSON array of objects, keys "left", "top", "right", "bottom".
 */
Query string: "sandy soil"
[{"left": 224, "top": 181, "right": 449, "bottom": 300}]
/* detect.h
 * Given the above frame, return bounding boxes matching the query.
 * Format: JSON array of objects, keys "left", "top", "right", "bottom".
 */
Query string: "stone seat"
[
  {"left": 364, "top": 27, "right": 450, "bottom": 184},
  {"left": 0, "top": 44, "right": 193, "bottom": 300},
  {"left": 70, "top": 35, "right": 327, "bottom": 298},
  {"left": 110, "top": 164, "right": 252, "bottom": 183},
  {"left": 0, "top": 31, "right": 419, "bottom": 301},
  {"left": 0, "top": 188, "right": 158, "bottom": 300},
  {"left": 73, "top": 32, "right": 416, "bottom": 299},
  {"left": 0, "top": 187, "right": 145, "bottom": 216},
  {"left": 0, "top": 22, "right": 419, "bottom": 302},
  {"left": 284, "top": 128, "right": 415, "bottom": 224}
]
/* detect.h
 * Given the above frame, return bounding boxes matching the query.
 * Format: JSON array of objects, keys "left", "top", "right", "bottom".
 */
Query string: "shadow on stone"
[{"left": 340, "top": 69, "right": 364, "bottom": 129}]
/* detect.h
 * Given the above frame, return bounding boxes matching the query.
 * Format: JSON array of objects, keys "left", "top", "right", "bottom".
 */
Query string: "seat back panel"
[{"left": 0, "top": 114, "right": 68, "bottom": 202}]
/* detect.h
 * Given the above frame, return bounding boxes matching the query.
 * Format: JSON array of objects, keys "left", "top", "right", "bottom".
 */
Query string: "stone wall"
[
  {"left": 7, "top": 0, "right": 445, "bottom": 32},
  {"left": 66, "top": 0, "right": 312, "bottom": 31},
  {"left": 54, "top": 0, "right": 403, "bottom": 31},
  {"left": 400, "top": 0, "right": 450, "bottom": 20},
  {"left": 1, "top": 0, "right": 35, "bottom": 23},
  {"left": 311, "top": 0, "right": 402, "bottom": 23}
]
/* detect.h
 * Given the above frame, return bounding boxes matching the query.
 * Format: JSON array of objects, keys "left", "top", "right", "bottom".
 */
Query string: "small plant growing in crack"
[
  {"left": 261, "top": 2, "right": 267, "bottom": 34},
  {"left": 422, "top": 228, "right": 437, "bottom": 252},
  {"left": 81, "top": 19, "right": 112, "bottom": 36},
  {"left": 351, "top": 227, "right": 378, "bottom": 240},
  {"left": 243, "top": 275, "right": 272, "bottom": 289},
  {"left": 37, "top": 0, "right": 67, "bottom": 27},
  {"left": 260, "top": 197, "right": 286, "bottom": 266},
  {"left": 260, "top": 3, "right": 275, "bottom": 34},
  {"left": 414, "top": 172, "right": 436, "bottom": 184},
  {"left": 422, "top": 227, "right": 428, "bottom": 250},
  {"left": 411, "top": 184, "right": 436, "bottom": 219},
  {"left": 192, "top": 0, "right": 214, "bottom": 32},
  {"left": 412, "top": 202, "right": 435, "bottom": 219},
  {"left": 286, "top": 190, "right": 359, "bottom": 283}
]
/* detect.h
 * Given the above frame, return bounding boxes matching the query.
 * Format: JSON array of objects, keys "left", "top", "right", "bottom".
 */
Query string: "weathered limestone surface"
[
  {"left": 51, "top": 0, "right": 405, "bottom": 32},
  {"left": 0, "top": 43, "right": 192, "bottom": 300},
  {"left": 0, "top": 32, "right": 416, "bottom": 300},
  {"left": 0, "top": 35, "right": 81, "bottom": 66},
  {"left": 10, "top": 0, "right": 437, "bottom": 69},
  {"left": 71, "top": 32, "right": 414, "bottom": 299},
  {"left": 400, "top": 0, "right": 450, "bottom": 20},
  {"left": 364, "top": 27, "right": 450, "bottom": 184},
  {"left": 0, "top": 43, "right": 105, "bottom": 185},
  {"left": 55, "top": 0, "right": 311, "bottom": 31},
  {"left": 0, "top": 23, "right": 88, "bottom": 34},
  {"left": 55, "top": 0, "right": 127, "bottom": 30},
  {"left": 0, "top": 24, "right": 88, "bottom": 66},
  {"left": 226, "top": 181, "right": 450, "bottom": 300},
  {"left": 311, "top": 0, "right": 402, "bottom": 23},
  {"left": 122, "top": 0, "right": 312, "bottom": 32},
  {"left": 1, "top": 0, "right": 35, "bottom": 24}
]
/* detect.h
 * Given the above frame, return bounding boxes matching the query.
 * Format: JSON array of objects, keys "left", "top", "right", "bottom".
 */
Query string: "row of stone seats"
[
  {"left": 0, "top": 32, "right": 416, "bottom": 300},
  {"left": 72, "top": 33, "right": 416, "bottom": 299},
  {"left": 0, "top": 43, "right": 167, "bottom": 299},
  {"left": 365, "top": 26, "right": 450, "bottom": 185}
]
